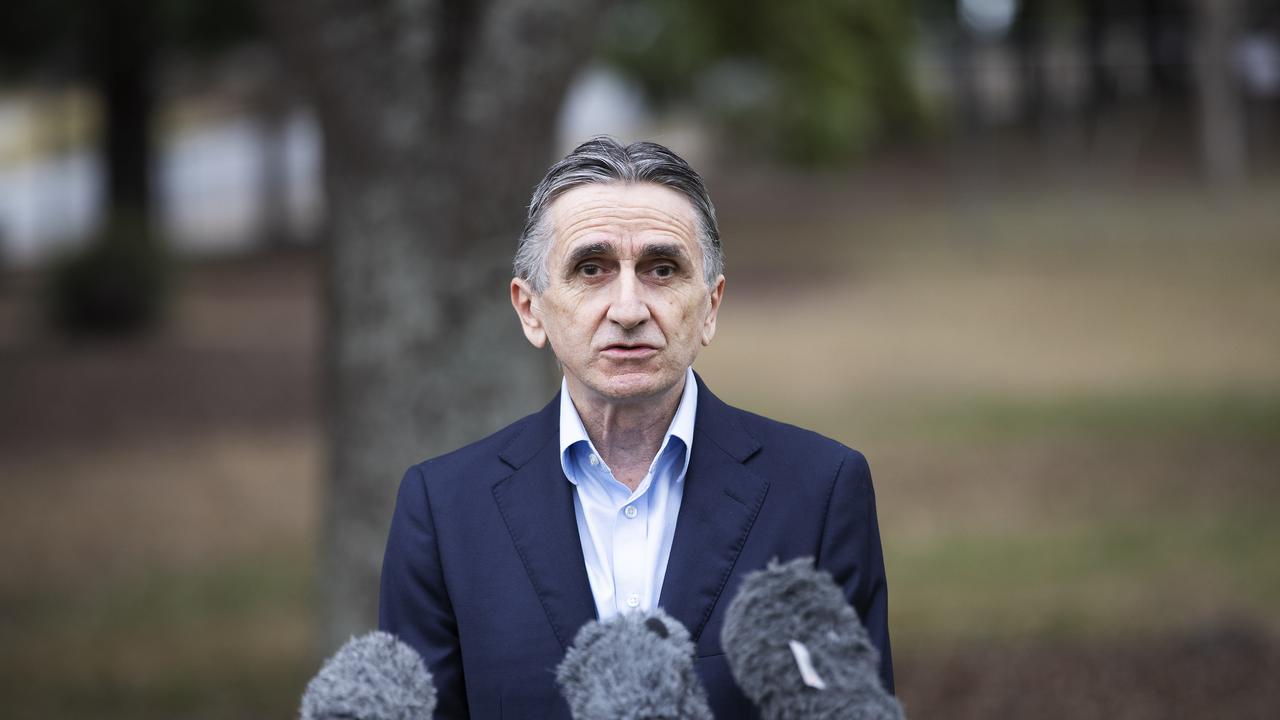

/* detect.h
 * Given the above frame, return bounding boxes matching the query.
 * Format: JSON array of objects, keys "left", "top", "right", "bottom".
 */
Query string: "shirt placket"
[{"left": 612, "top": 480, "right": 649, "bottom": 614}]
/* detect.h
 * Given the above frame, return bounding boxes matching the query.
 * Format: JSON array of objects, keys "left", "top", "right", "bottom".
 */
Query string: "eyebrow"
[
  {"left": 563, "top": 241, "right": 690, "bottom": 268},
  {"left": 638, "top": 242, "right": 690, "bottom": 263},
  {"left": 564, "top": 242, "right": 613, "bottom": 268}
]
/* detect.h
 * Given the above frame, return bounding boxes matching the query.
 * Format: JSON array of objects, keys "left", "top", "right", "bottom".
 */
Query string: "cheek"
[
  {"left": 658, "top": 295, "right": 706, "bottom": 345},
  {"left": 676, "top": 292, "right": 707, "bottom": 327},
  {"left": 543, "top": 294, "right": 601, "bottom": 346}
]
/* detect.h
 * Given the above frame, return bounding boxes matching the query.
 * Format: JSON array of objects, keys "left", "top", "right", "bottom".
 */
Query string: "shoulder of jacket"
[{"left": 728, "top": 404, "right": 862, "bottom": 462}]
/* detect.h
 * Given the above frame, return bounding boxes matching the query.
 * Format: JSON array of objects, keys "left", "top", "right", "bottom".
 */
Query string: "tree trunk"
[
  {"left": 262, "top": 0, "right": 610, "bottom": 651},
  {"left": 950, "top": 23, "right": 982, "bottom": 131},
  {"left": 91, "top": 0, "right": 156, "bottom": 227},
  {"left": 253, "top": 72, "right": 295, "bottom": 247},
  {"left": 1014, "top": 0, "right": 1045, "bottom": 129},
  {"left": 1193, "top": 0, "right": 1247, "bottom": 188},
  {"left": 1142, "top": 0, "right": 1189, "bottom": 97},
  {"left": 1082, "top": 0, "right": 1114, "bottom": 116}
]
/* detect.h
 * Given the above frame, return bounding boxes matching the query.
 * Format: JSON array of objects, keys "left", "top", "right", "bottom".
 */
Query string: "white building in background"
[
  {"left": 0, "top": 95, "right": 322, "bottom": 267},
  {"left": 555, "top": 63, "right": 709, "bottom": 173},
  {"left": 556, "top": 64, "right": 650, "bottom": 155}
]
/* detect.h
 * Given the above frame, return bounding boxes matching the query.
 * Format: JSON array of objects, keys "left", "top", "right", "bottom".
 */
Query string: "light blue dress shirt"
[{"left": 558, "top": 366, "right": 697, "bottom": 620}]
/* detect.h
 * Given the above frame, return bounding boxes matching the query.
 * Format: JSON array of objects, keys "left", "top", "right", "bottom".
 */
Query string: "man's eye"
[
  {"left": 578, "top": 263, "right": 603, "bottom": 277},
  {"left": 651, "top": 264, "right": 675, "bottom": 279}
]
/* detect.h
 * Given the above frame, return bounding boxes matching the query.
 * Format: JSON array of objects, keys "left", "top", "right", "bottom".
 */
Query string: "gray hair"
[{"left": 514, "top": 137, "right": 723, "bottom": 293}]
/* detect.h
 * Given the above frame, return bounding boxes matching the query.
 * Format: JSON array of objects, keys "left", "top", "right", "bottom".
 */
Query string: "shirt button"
[
  {"left": 626, "top": 594, "right": 640, "bottom": 608},
  {"left": 623, "top": 505, "right": 638, "bottom": 519},
  {"left": 588, "top": 453, "right": 600, "bottom": 466}
]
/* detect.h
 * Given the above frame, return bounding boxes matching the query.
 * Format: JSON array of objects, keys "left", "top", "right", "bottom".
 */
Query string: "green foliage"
[
  {"left": 48, "top": 217, "right": 170, "bottom": 336},
  {"left": 601, "top": 0, "right": 923, "bottom": 163}
]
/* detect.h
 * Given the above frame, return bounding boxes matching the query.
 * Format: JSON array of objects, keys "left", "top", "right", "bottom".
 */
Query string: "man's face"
[{"left": 511, "top": 182, "right": 724, "bottom": 405}]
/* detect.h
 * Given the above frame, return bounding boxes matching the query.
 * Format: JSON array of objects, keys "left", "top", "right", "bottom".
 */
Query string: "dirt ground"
[
  {"left": 0, "top": 253, "right": 319, "bottom": 593},
  {"left": 1, "top": 166, "right": 1278, "bottom": 717},
  {"left": 899, "top": 629, "right": 1280, "bottom": 719}
]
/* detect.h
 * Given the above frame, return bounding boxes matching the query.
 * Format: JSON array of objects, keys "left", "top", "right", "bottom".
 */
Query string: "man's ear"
[
  {"left": 701, "top": 274, "right": 725, "bottom": 346},
  {"left": 511, "top": 278, "right": 547, "bottom": 348}
]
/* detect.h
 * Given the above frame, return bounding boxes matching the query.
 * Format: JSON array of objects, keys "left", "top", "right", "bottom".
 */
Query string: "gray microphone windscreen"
[
  {"left": 722, "top": 558, "right": 904, "bottom": 720},
  {"left": 557, "top": 609, "right": 713, "bottom": 720},
  {"left": 300, "top": 630, "right": 436, "bottom": 720}
]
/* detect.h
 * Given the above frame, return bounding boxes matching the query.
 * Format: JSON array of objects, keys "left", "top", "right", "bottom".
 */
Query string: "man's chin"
[{"left": 590, "top": 370, "right": 682, "bottom": 403}]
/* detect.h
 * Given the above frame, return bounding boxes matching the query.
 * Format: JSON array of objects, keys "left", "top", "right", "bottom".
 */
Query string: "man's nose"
[{"left": 606, "top": 271, "right": 651, "bottom": 329}]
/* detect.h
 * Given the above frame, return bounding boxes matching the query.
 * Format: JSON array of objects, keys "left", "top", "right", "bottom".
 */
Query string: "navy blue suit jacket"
[{"left": 379, "top": 374, "right": 893, "bottom": 718}]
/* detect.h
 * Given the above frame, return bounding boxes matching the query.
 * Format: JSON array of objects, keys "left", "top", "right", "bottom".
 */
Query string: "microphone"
[
  {"left": 300, "top": 630, "right": 437, "bottom": 720},
  {"left": 556, "top": 608, "right": 713, "bottom": 720},
  {"left": 721, "top": 558, "right": 904, "bottom": 720}
]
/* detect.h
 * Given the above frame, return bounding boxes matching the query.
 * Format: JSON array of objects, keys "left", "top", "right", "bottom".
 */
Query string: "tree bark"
[
  {"left": 1193, "top": 0, "right": 1248, "bottom": 188},
  {"left": 262, "top": 0, "right": 611, "bottom": 650},
  {"left": 1013, "top": 0, "right": 1045, "bottom": 129},
  {"left": 91, "top": 0, "right": 157, "bottom": 226},
  {"left": 1142, "top": 0, "right": 1189, "bottom": 97},
  {"left": 253, "top": 74, "right": 295, "bottom": 247},
  {"left": 1082, "top": 0, "right": 1114, "bottom": 117}
]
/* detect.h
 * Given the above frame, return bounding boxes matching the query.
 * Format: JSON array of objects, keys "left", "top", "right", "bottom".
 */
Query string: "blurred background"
[{"left": 1, "top": 0, "right": 1278, "bottom": 717}]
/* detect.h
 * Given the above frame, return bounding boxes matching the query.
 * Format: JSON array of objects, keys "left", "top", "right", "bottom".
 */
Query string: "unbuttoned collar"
[{"left": 558, "top": 367, "right": 698, "bottom": 486}]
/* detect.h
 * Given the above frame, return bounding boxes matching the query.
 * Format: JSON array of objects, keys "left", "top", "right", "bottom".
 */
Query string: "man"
[{"left": 379, "top": 137, "right": 892, "bottom": 718}]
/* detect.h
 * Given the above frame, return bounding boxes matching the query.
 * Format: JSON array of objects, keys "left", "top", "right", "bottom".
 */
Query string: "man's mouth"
[{"left": 600, "top": 343, "right": 660, "bottom": 359}]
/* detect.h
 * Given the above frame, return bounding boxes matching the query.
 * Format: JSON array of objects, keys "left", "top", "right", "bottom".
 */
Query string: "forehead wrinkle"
[
  {"left": 550, "top": 187, "right": 698, "bottom": 242},
  {"left": 556, "top": 206, "right": 693, "bottom": 243}
]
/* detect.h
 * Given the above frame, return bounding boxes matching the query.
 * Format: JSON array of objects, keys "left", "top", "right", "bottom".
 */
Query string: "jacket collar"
[{"left": 492, "top": 372, "right": 768, "bottom": 650}]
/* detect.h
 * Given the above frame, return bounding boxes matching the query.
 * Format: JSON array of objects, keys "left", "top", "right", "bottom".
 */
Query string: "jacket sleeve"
[
  {"left": 817, "top": 449, "right": 895, "bottom": 694},
  {"left": 379, "top": 464, "right": 469, "bottom": 717}
]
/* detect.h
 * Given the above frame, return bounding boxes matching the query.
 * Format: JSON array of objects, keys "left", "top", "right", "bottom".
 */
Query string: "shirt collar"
[{"left": 559, "top": 367, "right": 698, "bottom": 485}]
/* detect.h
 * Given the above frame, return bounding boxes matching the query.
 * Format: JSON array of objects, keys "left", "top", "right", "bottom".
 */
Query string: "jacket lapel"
[
  {"left": 659, "top": 374, "right": 768, "bottom": 643},
  {"left": 492, "top": 394, "right": 598, "bottom": 652},
  {"left": 491, "top": 377, "right": 769, "bottom": 651}
]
